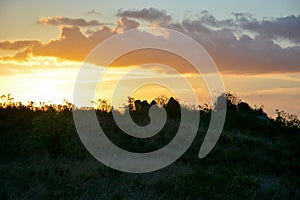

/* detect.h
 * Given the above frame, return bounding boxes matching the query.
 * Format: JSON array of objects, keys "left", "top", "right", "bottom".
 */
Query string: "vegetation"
[{"left": 0, "top": 93, "right": 299, "bottom": 199}]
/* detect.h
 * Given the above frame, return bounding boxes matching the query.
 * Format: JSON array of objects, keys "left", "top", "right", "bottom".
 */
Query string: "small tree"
[
  {"left": 275, "top": 109, "right": 300, "bottom": 129},
  {"left": 92, "top": 99, "right": 111, "bottom": 112},
  {"left": 127, "top": 96, "right": 135, "bottom": 111},
  {"left": 155, "top": 95, "right": 169, "bottom": 106}
]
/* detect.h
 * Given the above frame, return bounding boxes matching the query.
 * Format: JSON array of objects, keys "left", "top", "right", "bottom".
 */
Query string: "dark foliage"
[{"left": 0, "top": 93, "right": 299, "bottom": 199}]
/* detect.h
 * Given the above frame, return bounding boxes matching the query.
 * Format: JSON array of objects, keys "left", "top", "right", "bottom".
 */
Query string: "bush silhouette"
[
  {"left": 0, "top": 93, "right": 299, "bottom": 199},
  {"left": 30, "top": 111, "right": 75, "bottom": 156}
]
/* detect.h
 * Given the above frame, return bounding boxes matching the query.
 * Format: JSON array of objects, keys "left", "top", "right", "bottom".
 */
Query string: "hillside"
[{"left": 0, "top": 93, "right": 299, "bottom": 199}]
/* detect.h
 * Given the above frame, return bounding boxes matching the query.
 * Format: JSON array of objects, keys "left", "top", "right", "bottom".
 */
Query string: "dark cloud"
[
  {"left": 115, "top": 17, "right": 140, "bottom": 32},
  {"left": 198, "top": 10, "right": 236, "bottom": 28},
  {"left": 231, "top": 12, "right": 255, "bottom": 21},
  {"left": 181, "top": 18, "right": 211, "bottom": 33},
  {"left": 164, "top": 18, "right": 300, "bottom": 74},
  {"left": 158, "top": 11, "right": 300, "bottom": 74},
  {"left": 204, "top": 32, "right": 300, "bottom": 74},
  {"left": 116, "top": 7, "right": 172, "bottom": 24},
  {"left": 88, "top": 26, "right": 117, "bottom": 43},
  {"left": 239, "top": 15, "right": 300, "bottom": 43},
  {"left": 196, "top": 12, "right": 300, "bottom": 44},
  {"left": 37, "top": 16, "right": 107, "bottom": 27},
  {"left": 86, "top": 9, "right": 101, "bottom": 16}
]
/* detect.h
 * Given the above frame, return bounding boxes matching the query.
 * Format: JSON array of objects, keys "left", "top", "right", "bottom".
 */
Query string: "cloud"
[
  {"left": 239, "top": 14, "right": 300, "bottom": 44},
  {"left": 115, "top": 17, "right": 140, "bottom": 32},
  {"left": 1, "top": 48, "right": 33, "bottom": 61},
  {"left": 0, "top": 40, "right": 41, "bottom": 50},
  {"left": 33, "top": 26, "right": 93, "bottom": 61},
  {"left": 181, "top": 18, "right": 211, "bottom": 33},
  {"left": 170, "top": 18, "right": 300, "bottom": 74},
  {"left": 86, "top": 9, "right": 101, "bottom": 16},
  {"left": 197, "top": 10, "right": 236, "bottom": 28},
  {"left": 1, "top": 11, "right": 300, "bottom": 75},
  {"left": 197, "top": 12, "right": 300, "bottom": 44},
  {"left": 37, "top": 16, "right": 107, "bottom": 27},
  {"left": 0, "top": 25, "right": 116, "bottom": 62},
  {"left": 153, "top": 11, "right": 300, "bottom": 74},
  {"left": 116, "top": 7, "right": 172, "bottom": 24},
  {"left": 35, "top": 25, "right": 118, "bottom": 61}
]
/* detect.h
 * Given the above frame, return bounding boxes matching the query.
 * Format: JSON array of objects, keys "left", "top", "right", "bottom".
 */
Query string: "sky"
[{"left": 0, "top": 0, "right": 299, "bottom": 116}]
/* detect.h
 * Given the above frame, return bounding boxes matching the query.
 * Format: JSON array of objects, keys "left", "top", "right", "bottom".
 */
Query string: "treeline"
[
  {"left": 1, "top": 93, "right": 299, "bottom": 199},
  {"left": 0, "top": 92, "right": 299, "bottom": 159}
]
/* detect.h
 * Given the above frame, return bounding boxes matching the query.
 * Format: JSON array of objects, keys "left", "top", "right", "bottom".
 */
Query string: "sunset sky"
[{"left": 0, "top": 0, "right": 300, "bottom": 116}]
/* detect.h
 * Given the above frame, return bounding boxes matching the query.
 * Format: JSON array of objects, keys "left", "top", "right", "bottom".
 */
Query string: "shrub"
[{"left": 30, "top": 111, "right": 75, "bottom": 156}]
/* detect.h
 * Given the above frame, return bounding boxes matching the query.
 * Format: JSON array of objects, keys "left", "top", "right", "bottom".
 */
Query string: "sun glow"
[
  {"left": 0, "top": 55, "right": 82, "bottom": 67},
  {"left": 0, "top": 54, "right": 87, "bottom": 104}
]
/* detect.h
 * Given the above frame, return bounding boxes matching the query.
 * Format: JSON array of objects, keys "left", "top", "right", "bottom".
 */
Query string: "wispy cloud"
[
  {"left": 37, "top": 16, "right": 110, "bottom": 27},
  {"left": 116, "top": 7, "right": 172, "bottom": 24},
  {"left": 86, "top": 9, "right": 101, "bottom": 16},
  {"left": 0, "top": 40, "right": 41, "bottom": 50}
]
